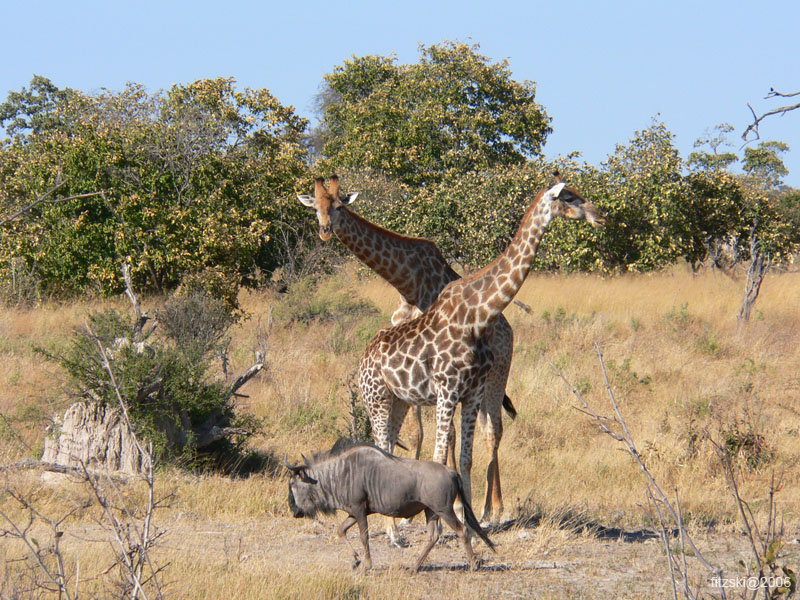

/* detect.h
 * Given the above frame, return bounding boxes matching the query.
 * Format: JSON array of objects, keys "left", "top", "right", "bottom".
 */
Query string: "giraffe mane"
[
  {"left": 447, "top": 187, "right": 548, "bottom": 289},
  {"left": 339, "top": 204, "right": 448, "bottom": 251}
]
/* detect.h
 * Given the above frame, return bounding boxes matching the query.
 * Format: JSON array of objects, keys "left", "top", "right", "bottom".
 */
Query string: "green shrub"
[{"left": 40, "top": 291, "right": 260, "bottom": 466}]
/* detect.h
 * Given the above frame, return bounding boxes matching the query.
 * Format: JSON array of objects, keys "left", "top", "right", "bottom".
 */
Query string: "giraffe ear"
[
  {"left": 341, "top": 192, "right": 359, "bottom": 205},
  {"left": 549, "top": 183, "right": 566, "bottom": 198},
  {"left": 297, "top": 194, "right": 315, "bottom": 207}
]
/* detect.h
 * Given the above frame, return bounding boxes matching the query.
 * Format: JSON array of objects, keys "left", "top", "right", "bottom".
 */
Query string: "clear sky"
[{"left": 2, "top": 0, "right": 798, "bottom": 186}]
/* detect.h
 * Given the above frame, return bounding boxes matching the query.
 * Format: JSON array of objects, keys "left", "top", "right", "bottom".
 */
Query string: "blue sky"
[{"left": 2, "top": 0, "right": 798, "bottom": 186}]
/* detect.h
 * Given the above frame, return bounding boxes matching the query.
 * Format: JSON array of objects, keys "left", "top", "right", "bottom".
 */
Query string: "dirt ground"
[
  {"left": 3, "top": 470, "right": 800, "bottom": 599},
  {"left": 143, "top": 512, "right": 800, "bottom": 599}
]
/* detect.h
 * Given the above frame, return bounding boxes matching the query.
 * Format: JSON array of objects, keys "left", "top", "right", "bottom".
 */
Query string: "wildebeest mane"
[{"left": 309, "top": 437, "right": 399, "bottom": 464}]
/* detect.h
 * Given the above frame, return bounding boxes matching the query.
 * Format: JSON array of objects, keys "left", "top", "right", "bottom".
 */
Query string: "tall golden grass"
[{"left": 1, "top": 262, "right": 799, "bottom": 597}]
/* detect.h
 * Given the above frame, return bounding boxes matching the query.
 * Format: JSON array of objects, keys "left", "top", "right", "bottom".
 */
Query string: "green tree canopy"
[
  {"left": 317, "top": 41, "right": 552, "bottom": 186},
  {"left": 687, "top": 123, "right": 739, "bottom": 173},
  {"left": 0, "top": 74, "right": 73, "bottom": 137},
  {"left": 742, "top": 140, "right": 790, "bottom": 189},
  {"left": 0, "top": 77, "right": 310, "bottom": 299}
]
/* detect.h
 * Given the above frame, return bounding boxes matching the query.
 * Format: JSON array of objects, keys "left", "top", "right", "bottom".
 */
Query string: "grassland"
[{"left": 1, "top": 263, "right": 799, "bottom": 598}]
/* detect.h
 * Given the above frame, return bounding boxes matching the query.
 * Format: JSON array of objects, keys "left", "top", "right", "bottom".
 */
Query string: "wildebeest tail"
[
  {"left": 502, "top": 395, "right": 517, "bottom": 420},
  {"left": 455, "top": 475, "right": 496, "bottom": 552}
]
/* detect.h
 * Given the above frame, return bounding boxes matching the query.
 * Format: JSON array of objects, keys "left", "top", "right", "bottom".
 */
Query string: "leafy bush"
[{"left": 40, "top": 291, "right": 261, "bottom": 465}]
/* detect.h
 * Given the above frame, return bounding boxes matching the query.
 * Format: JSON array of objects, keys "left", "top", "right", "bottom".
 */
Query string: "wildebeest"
[{"left": 285, "top": 439, "right": 495, "bottom": 571}]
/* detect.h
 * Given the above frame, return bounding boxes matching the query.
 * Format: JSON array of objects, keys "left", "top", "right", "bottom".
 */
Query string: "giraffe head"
[
  {"left": 545, "top": 172, "right": 606, "bottom": 228},
  {"left": 297, "top": 175, "right": 359, "bottom": 241}
]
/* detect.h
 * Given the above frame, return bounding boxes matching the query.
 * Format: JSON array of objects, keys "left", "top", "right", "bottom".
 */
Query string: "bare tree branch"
[
  {"left": 765, "top": 88, "right": 800, "bottom": 100},
  {"left": 742, "top": 88, "right": 800, "bottom": 142},
  {"left": 0, "top": 181, "right": 103, "bottom": 226}
]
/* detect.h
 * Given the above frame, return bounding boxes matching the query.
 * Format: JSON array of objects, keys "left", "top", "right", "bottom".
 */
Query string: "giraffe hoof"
[{"left": 387, "top": 534, "right": 409, "bottom": 548}]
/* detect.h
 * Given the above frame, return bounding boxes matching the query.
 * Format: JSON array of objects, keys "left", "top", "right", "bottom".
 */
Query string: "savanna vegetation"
[{"left": 1, "top": 41, "right": 799, "bottom": 598}]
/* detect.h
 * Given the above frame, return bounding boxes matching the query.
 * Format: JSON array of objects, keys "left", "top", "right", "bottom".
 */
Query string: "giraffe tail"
[{"left": 502, "top": 395, "right": 517, "bottom": 420}]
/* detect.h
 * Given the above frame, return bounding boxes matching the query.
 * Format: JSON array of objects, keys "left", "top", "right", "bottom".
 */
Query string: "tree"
[
  {"left": 742, "top": 140, "right": 790, "bottom": 189},
  {"left": 587, "top": 120, "right": 690, "bottom": 272},
  {"left": 0, "top": 77, "right": 310, "bottom": 299},
  {"left": 317, "top": 41, "right": 552, "bottom": 186},
  {"left": 687, "top": 123, "right": 739, "bottom": 173},
  {"left": 0, "top": 75, "right": 72, "bottom": 137}
]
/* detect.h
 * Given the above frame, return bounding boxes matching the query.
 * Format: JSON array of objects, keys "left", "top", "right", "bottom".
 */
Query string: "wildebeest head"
[{"left": 284, "top": 454, "right": 332, "bottom": 519}]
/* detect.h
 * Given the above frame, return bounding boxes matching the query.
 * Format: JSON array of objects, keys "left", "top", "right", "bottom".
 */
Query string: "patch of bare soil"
[{"left": 152, "top": 514, "right": 800, "bottom": 599}]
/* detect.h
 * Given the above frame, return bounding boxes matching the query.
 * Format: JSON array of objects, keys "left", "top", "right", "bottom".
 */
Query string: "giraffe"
[
  {"left": 357, "top": 175, "right": 605, "bottom": 535},
  {"left": 297, "top": 176, "right": 515, "bottom": 524}
]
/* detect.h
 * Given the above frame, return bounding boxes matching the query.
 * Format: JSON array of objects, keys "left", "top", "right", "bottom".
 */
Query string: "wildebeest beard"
[{"left": 288, "top": 483, "right": 304, "bottom": 518}]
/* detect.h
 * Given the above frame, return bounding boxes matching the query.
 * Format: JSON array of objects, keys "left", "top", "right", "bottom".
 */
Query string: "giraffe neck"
[
  {"left": 330, "top": 205, "right": 455, "bottom": 310},
  {"left": 451, "top": 192, "right": 552, "bottom": 339}
]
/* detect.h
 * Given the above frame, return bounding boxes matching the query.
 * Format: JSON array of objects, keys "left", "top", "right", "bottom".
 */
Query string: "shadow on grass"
[
  {"left": 415, "top": 562, "right": 511, "bottom": 573},
  {"left": 485, "top": 507, "right": 663, "bottom": 543},
  {"left": 194, "top": 447, "right": 285, "bottom": 479}
]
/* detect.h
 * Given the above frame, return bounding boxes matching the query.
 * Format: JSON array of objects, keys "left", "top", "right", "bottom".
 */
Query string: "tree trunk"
[
  {"left": 42, "top": 402, "right": 146, "bottom": 475},
  {"left": 738, "top": 233, "right": 769, "bottom": 322}
]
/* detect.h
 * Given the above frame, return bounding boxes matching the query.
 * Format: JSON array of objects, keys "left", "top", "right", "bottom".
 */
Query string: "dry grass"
[{"left": 2, "top": 262, "right": 800, "bottom": 598}]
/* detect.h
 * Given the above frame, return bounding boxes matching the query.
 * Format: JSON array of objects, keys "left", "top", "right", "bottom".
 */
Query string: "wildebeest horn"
[
  {"left": 301, "top": 454, "right": 311, "bottom": 466},
  {"left": 283, "top": 453, "right": 304, "bottom": 472}
]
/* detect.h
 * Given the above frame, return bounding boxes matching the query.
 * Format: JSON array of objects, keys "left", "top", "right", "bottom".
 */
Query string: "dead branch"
[
  {"left": 646, "top": 487, "right": 680, "bottom": 600},
  {"left": 742, "top": 88, "right": 800, "bottom": 142},
  {"left": 738, "top": 225, "right": 770, "bottom": 322},
  {"left": 229, "top": 360, "right": 265, "bottom": 396},
  {"left": 513, "top": 300, "right": 532, "bottom": 314},
  {"left": 122, "top": 263, "right": 149, "bottom": 340},
  {"left": 87, "top": 323, "right": 165, "bottom": 598},
  {"left": 0, "top": 486, "right": 90, "bottom": 600},
  {"left": 0, "top": 181, "right": 103, "bottom": 226}
]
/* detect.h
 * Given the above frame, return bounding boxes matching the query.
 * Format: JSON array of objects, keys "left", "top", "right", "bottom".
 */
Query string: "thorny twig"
[
  {"left": 646, "top": 486, "right": 680, "bottom": 600},
  {"left": 0, "top": 488, "right": 87, "bottom": 599}
]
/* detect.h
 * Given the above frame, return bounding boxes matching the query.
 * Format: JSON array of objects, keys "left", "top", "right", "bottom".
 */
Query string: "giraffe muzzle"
[{"left": 319, "top": 224, "right": 333, "bottom": 241}]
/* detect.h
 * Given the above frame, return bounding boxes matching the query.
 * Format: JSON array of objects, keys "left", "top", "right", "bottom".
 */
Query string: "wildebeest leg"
[
  {"left": 440, "top": 508, "right": 477, "bottom": 571},
  {"left": 356, "top": 512, "right": 372, "bottom": 570},
  {"left": 338, "top": 515, "right": 357, "bottom": 538},
  {"left": 412, "top": 509, "right": 440, "bottom": 572}
]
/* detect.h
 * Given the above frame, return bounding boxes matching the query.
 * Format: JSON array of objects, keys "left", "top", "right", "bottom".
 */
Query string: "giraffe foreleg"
[
  {"left": 432, "top": 389, "right": 457, "bottom": 465},
  {"left": 385, "top": 400, "right": 411, "bottom": 548},
  {"left": 458, "top": 393, "right": 482, "bottom": 530}
]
